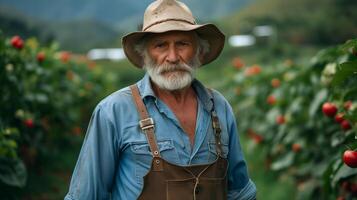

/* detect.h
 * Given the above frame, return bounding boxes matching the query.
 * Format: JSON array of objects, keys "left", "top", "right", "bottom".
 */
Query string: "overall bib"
[{"left": 130, "top": 85, "right": 228, "bottom": 200}]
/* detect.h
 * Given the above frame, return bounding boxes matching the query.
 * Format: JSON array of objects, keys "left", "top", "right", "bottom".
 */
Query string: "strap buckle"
[
  {"left": 212, "top": 112, "right": 221, "bottom": 133},
  {"left": 212, "top": 120, "right": 221, "bottom": 133},
  {"left": 139, "top": 118, "right": 154, "bottom": 130}
]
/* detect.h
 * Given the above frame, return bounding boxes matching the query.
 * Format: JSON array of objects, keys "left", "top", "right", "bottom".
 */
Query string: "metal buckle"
[
  {"left": 213, "top": 121, "right": 221, "bottom": 130},
  {"left": 211, "top": 111, "right": 220, "bottom": 129},
  {"left": 139, "top": 118, "right": 154, "bottom": 130},
  {"left": 212, "top": 119, "right": 221, "bottom": 133}
]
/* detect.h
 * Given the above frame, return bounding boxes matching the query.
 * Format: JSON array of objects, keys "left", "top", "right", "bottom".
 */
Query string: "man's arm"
[
  {"left": 225, "top": 102, "right": 257, "bottom": 200},
  {"left": 65, "top": 105, "right": 119, "bottom": 200}
]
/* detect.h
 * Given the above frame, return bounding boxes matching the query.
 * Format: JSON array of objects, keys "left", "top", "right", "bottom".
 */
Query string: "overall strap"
[
  {"left": 130, "top": 84, "right": 163, "bottom": 171},
  {"left": 207, "top": 88, "right": 223, "bottom": 157}
]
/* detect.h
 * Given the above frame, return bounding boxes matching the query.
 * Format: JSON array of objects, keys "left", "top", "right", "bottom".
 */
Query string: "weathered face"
[
  {"left": 143, "top": 31, "right": 201, "bottom": 91},
  {"left": 146, "top": 31, "right": 198, "bottom": 66}
]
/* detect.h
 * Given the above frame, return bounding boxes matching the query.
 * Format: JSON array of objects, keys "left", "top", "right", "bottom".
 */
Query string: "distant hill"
[
  {"left": 0, "top": 6, "right": 55, "bottom": 44},
  {"left": 0, "top": 0, "right": 252, "bottom": 52},
  {"left": 220, "top": 0, "right": 357, "bottom": 45},
  {"left": 48, "top": 20, "right": 123, "bottom": 52},
  {"left": 0, "top": 5, "right": 121, "bottom": 52},
  {"left": 0, "top": 0, "right": 251, "bottom": 31}
]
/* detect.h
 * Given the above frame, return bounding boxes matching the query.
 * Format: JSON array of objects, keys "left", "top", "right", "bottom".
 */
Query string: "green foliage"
[
  {"left": 0, "top": 29, "right": 147, "bottom": 198},
  {"left": 0, "top": 32, "right": 109, "bottom": 196},
  {"left": 228, "top": 39, "right": 357, "bottom": 199},
  {"left": 0, "top": 157, "right": 26, "bottom": 188}
]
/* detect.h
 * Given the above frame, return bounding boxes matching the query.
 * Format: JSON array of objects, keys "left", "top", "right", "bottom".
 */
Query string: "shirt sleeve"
[
  {"left": 225, "top": 102, "right": 257, "bottom": 200},
  {"left": 64, "top": 105, "right": 119, "bottom": 200}
]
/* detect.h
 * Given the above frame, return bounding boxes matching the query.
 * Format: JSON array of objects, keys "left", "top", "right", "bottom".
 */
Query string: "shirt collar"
[
  {"left": 136, "top": 73, "right": 214, "bottom": 112},
  {"left": 137, "top": 73, "right": 156, "bottom": 99}
]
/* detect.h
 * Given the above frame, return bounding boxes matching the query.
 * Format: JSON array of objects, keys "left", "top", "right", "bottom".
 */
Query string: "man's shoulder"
[
  {"left": 95, "top": 85, "right": 133, "bottom": 111},
  {"left": 208, "top": 88, "right": 230, "bottom": 106},
  {"left": 193, "top": 79, "right": 230, "bottom": 109},
  {"left": 206, "top": 87, "right": 236, "bottom": 119}
]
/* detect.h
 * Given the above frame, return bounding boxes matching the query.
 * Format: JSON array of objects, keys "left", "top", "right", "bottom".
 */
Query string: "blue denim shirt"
[{"left": 65, "top": 74, "right": 256, "bottom": 200}]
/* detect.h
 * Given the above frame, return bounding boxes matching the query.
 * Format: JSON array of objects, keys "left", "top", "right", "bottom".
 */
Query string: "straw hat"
[{"left": 122, "top": 0, "right": 225, "bottom": 68}]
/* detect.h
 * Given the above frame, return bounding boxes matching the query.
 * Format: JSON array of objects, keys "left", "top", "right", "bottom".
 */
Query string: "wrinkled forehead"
[{"left": 145, "top": 30, "right": 198, "bottom": 43}]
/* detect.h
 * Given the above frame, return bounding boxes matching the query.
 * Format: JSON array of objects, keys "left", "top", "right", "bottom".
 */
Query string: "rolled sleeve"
[
  {"left": 225, "top": 102, "right": 257, "bottom": 200},
  {"left": 65, "top": 104, "right": 119, "bottom": 200},
  {"left": 228, "top": 179, "right": 257, "bottom": 200},
  {"left": 64, "top": 194, "right": 75, "bottom": 200}
]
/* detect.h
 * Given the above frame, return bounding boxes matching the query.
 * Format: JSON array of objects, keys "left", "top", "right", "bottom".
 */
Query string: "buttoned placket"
[
  {"left": 137, "top": 74, "right": 216, "bottom": 165},
  {"left": 131, "top": 83, "right": 228, "bottom": 200}
]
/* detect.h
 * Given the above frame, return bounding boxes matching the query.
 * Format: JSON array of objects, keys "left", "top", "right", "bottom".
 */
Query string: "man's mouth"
[{"left": 160, "top": 68, "right": 188, "bottom": 75}]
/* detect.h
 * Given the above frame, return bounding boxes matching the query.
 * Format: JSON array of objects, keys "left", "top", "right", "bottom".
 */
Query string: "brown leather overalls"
[{"left": 130, "top": 85, "right": 228, "bottom": 200}]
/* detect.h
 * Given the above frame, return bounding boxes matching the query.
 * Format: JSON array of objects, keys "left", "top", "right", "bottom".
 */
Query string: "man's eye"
[
  {"left": 178, "top": 42, "right": 189, "bottom": 46},
  {"left": 155, "top": 43, "right": 166, "bottom": 48}
]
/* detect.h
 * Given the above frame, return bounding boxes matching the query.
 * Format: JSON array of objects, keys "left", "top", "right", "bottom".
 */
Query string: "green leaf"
[
  {"left": 35, "top": 93, "right": 49, "bottom": 103},
  {"left": 309, "top": 89, "right": 328, "bottom": 118},
  {"left": 331, "top": 61, "right": 357, "bottom": 86},
  {"left": 0, "top": 157, "right": 27, "bottom": 187},
  {"left": 322, "top": 156, "right": 339, "bottom": 194},
  {"left": 340, "top": 39, "right": 357, "bottom": 52},
  {"left": 331, "top": 164, "right": 357, "bottom": 186},
  {"left": 271, "top": 152, "right": 294, "bottom": 171}
]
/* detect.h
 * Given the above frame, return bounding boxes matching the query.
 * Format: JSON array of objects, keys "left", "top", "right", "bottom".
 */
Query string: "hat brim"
[{"left": 122, "top": 21, "right": 225, "bottom": 68}]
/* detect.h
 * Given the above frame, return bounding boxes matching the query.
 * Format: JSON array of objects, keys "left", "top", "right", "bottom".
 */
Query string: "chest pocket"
[
  {"left": 130, "top": 139, "right": 179, "bottom": 183},
  {"left": 208, "top": 142, "right": 229, "bottom": 161}
]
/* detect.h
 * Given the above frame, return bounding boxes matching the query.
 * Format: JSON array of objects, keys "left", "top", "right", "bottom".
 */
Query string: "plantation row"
[
  {"left": 229, "top": 39, "right": 357, "bottom": 199},
  {"left": 1, "top": 32, "right": 356, "bottom": 199},
  {"left": 0, "top": 33, "right": 108, "bottom": 194}
]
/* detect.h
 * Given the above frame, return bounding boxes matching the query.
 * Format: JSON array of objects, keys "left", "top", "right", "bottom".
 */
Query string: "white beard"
[{"left": 143, "top": 53, "right": 201, "bottom": 91}]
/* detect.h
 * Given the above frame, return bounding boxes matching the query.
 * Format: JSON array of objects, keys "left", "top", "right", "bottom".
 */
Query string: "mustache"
[{"left": 157, "top": 63, "right": 193, "bottom": 74}]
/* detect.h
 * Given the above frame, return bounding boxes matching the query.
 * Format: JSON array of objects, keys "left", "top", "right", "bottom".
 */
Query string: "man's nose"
[{"left": 165, "top": 46, "right": 179, "bottom": 64}]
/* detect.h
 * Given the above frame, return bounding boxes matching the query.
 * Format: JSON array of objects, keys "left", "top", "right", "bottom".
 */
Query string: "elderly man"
[{"left": 65, "top": 0, "right": 256, "bottom": 199}]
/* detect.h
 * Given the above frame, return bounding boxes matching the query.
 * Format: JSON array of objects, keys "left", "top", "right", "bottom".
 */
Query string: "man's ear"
[{"left": 198, "top": 50, "right": 205, "bottom": 63}]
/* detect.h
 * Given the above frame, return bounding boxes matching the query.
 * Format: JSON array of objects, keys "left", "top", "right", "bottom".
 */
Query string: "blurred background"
[{"left": 0, "top": 0, "right": 357, "bottom": 199}]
